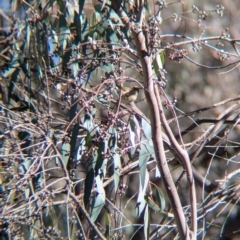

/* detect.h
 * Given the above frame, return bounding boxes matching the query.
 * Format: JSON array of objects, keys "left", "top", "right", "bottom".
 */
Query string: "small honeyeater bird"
[
  {"left": 121, "top": 86, "right": 140, "bottom": 104},
  {"left": 116, "top": 82, "right": 140, "bottom": 104}
]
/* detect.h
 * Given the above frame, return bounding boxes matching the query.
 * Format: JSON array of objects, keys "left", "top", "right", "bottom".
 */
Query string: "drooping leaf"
[
  {"left": 160, "top": 50, "right": 166, "bottom": 67},
  {"left": 139, "top": 145, "right": 150, "bottom": 191},
  {"left": 141, "top": 136, "right": 160, "bottom": 178},
  {"left": 113, "top": 153, "right": 121, "bottom": 193},
  {"left": 145, "top": 195, "right": 165, "bottom": 216},
  {"left": 145, "top": 195, "right": 173, "bottom": 218},
  {"left": 89, "top": 8, "right": 102, "bottom": 28},
  {"left": 100, "top": 156, "right": 108, "bottom": 177},
  {"left": 76, "top": 138, "right": 86, "bottom": 161},
  {"left": 66, "top": 4, "right": 75, "bottom": 25},
  {"left": 59, "top": 26, "right": 70, "bottom": 51},
  {"left": 84, "top": 168, "right": 94, "bottom": 208},
  {"left": 104, "top": 209, "right": 111, "bottom": 240},
  {"left": 136, "top": 168, "right": 149, "bottom": 217},
  {"left": 108, "top": 127, "right": 117, "bottom": 153},
  {"left": 95, "top": 140, "right": 107, "bottom": 176},
  {"left": 67, "top": 123, "right": 80, "bottom": 170},
  {"left": 43, "top": 205, "right": 58, "bottom": 227},
  {"left": 155, "top": 165, "right": 161, "bottom": 178},
  {"left": 61, "top": 142, "right": 71, "bottom": 167},
  {"left": 83, "top": 113, "right": 94, "bottom": 133},
  {"left": 91, "top": 175, "right": 105, "bottom": 222},
  {"left": 128, "top": 123, "right": 135, "bottom": 147},
  {"left": 48, "top": 30, "right": 58, "bottom": 54},
  {"left": 37, "top": 64, "right": 43, "bottom": 79},
  {"left": 25, "top": 23, "right": 31, "bottom": 50},
  {"left": 79, "top": 0, "right": 85, "bottom": 14},
  {"left": 132, "top": 116, "right": 140, "bottom": 141},
  {"left": 141, "top": 118, "right": 152, "bottom": 139},
  {"left": 155, "top": 186, "right": 166, "bottom": 211},
  {"left": 85, "top": 133, "right": 92, "bottom": 148},
  {"left": 153, "top": 49, "right": 166, "bottom": 81},
  {"left": 144, "top": 205, "right": 149, "bottom": 239}
]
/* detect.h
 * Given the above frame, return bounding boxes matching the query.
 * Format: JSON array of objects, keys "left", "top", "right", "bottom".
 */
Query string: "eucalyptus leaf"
[
  {"left": 155, "top": 186, "right": 166, "bottom": 210},
  {"left": 43, "top": 205, "right": 58, "bottom": 228},
  {"left": 90, "top": 9, "right": 102, "bottom": 28},
  {"left": 25, "top": 24, "right": 31, "bottom": 50},
  {"left": 95, "top": 140, "right": 107, "bottom": 176},
  {"left": 108, "top": 127, "right": 117, "bottom": 153},
  {"left": 139, "top": 145, "right": 150, "bottom": 190},
  {"left": 142, "top": 118, "right": 152, "bottom": 139},
  {"left": 76, "top": 138, "right": 86, "bottom": 161},
  {"left": 59, "top": 26, "right": 70, "bottom": 51},
  {"left": 83, "top": 113, "right": 94, "bottom": 132},
  {"left": 136, "top": 169, "right": 149, "bottom": 217},
  {"left": 37, "top": 64, "right": 43, "bottom": 79},
  {"left": 71, "top": 62, "right": 79, "bottom": 77},
  {"left": 84, "top": 168, "right": 94, "bottom": 208},
  {"left": 61, "top": 142, "right": 71, "bottom": 167},
  {"left": 66, "top": 4, "right": 75, "bottom": 25},
  {"left": 144, "top": 205, "right": 149, "bottom": 239},
  {"left": 113, "top": 153, "right": 121, "bottom": 193},
  {"left": 104, "top": 210, "right": 111, "bottom": 239},
  {"left": 155, "top": 165, "right": 161, "bottom": 178},
  {"left": 91, "top": 175, "right": 105, "bottom": 222},
  {"left": 128, "top": 123, "right": 135, "bottom": 146},
  {"left": 48, "top": 30, "right": 58, "bottom": 54},
  {"left": 145, "top": 195, "right": 172, "bottom": 218}
]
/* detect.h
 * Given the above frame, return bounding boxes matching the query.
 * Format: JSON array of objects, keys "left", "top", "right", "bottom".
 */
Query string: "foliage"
[{"left": 0, "top": 0, "right": 240, "bottom": 239}]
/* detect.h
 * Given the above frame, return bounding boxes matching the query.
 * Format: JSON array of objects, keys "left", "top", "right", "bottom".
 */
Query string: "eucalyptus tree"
[{"left": 0, "top": 0, "right": 240, "bottom": 239}]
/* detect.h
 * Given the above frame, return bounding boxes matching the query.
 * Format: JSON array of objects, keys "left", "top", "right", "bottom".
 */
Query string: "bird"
[
  {"left": 116, "top": 82, "right": 141, "bottom": 104},
  {"left": 121, "top": 86, "right": 140, "bottom": 104}
]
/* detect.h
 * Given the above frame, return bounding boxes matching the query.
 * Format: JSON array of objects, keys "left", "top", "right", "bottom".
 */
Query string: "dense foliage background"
[{"left": 0, "top": 0, "right": 240, "bottom": 239}]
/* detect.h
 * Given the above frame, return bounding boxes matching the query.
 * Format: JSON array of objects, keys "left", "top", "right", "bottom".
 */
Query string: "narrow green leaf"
[
  {"left": 61, "top": 142, "right": 71, "bottom": 167},
  {"left": 37, "top": 64, "right": 43, "bottom": 79},
  {"left": 128, "top": 123, "right": 135, "bottom": 146},
  {"left": 90, "top": 9, "right": 102, "bottom": 28},
  {"left": 83, "top": 113, "right": 94, "bottom": 132},
  {"left": 48, "top": 30, "right": 58, "bottom": 54},
  {"left": 108, "top": 127, "right": 117, "bottom": 152},
  {"left": 66, "top": 4, "right": 75, "bottom": 25},
  {"left": 113, "top": 153, "right": 121, "bottom": 193},
  {"left": 104, "top": 210, "right": 111, "bottom": 240},
  {"left": 91, "top": 195, "right": 104, "bottom": 222},
  {"left": 59, "top": 26, "right": 70, "bottom": 51},
  {"left": 139, "top": 145, "right": 150, "bottom": 190},
  {"left": 141, "top": 118, "right": 152, "bottom": 139},
  {"left": 95, "top": 140, "right": 106, "bottom": 175},
  {"left": 155, "top": 165, "right": 161, "bottom": 178},
  {"left": 160, "top": 51, "right": 166, "bottom": 66},
  {"left": 145, "top": 195, "right": 162, "bottom": 212},
  {"left": 76, "top": 138, "right": 86, "bottom": 161},
  {"left": 85, "top": 133, "right": 92, "bottom": 148},
  {"left": 91, "top": 175, "right": 105, "bottom": 222},
  {"left": 25, "top": 23, "right": 31, "bottom": 50},
  {"left": 136, "top": 169, "right": 149, "bottom": 217},
  {"left": 145, "top": 195, "right": 173, "bottom": 218},
  {"left": 155, "top": 187, "right": 166, "bottom": 211},
  {"left": 84, "top": 168, "right": 94, "bottom": 208},
  {"left": 144, "top": 205, "right": 149, "bottom": 239},
  {"left": 43, "top": 205, "right": 58, "bottom": 227}
]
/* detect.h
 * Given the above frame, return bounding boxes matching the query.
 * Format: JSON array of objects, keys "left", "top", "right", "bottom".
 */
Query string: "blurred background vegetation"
[{"left": 0, "top": 0, "right": 240, "bottom": 239}]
